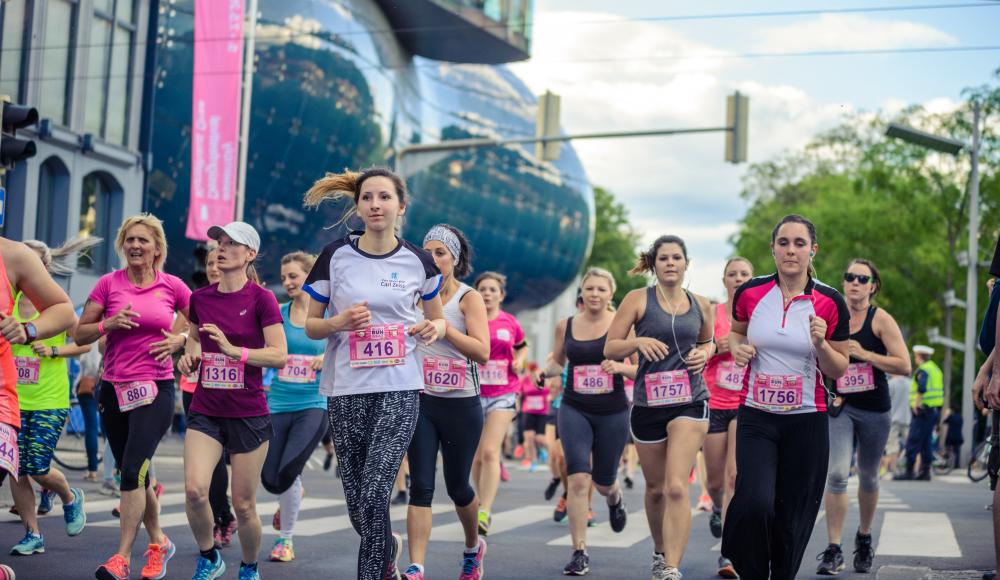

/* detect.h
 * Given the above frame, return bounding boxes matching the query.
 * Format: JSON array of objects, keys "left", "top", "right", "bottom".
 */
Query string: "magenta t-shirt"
[
  {"left": 480, "top": 310, "right": 525, "bottom": 398},
  {"left": 88, "top": 269, "right": 191, "bottom": 383},
  {"left": 188, "top": 281, "right": 283, "bottom": 418}
]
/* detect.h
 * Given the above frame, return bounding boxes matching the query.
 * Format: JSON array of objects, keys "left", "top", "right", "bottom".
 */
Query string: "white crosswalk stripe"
[
  {"left": 876, "top": 512, "right": 962, "bottom": 557},
  {"left": 547, "top": 509, "right": 653, "bottom": 548}
]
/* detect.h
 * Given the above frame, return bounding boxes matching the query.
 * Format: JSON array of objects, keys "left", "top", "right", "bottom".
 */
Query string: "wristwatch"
[
  {"left": 22, "top": 322, "right": 37, "bottom": 344},
  {"left": 50, "top": 346, "right": 59, "bottom": 359}
]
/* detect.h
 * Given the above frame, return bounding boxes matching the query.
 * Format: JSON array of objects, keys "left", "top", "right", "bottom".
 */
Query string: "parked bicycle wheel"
[
  {"left": 968, "top": 440, "right": 991, "bottom": 483},
  {"left": 932, "top": 449, "right": 955, "bottom": 476},
  {"left": 53, "top": 400, "right": 101, "bottom": 470}
]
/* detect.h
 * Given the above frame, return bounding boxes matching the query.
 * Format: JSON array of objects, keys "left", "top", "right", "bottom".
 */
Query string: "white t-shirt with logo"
[{"left": 304, "top": 234, "right": 442, "bottom": 397}]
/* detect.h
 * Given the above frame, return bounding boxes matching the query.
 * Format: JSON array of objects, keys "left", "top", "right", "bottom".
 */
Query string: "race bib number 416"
[{"left": 349, "top": 324, "right": 406, "bottom": 368}]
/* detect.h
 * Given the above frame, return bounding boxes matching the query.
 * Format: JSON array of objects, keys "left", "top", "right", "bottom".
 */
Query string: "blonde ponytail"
[{"left": 25, "top": 235, "right": 104, "bottom": 277}]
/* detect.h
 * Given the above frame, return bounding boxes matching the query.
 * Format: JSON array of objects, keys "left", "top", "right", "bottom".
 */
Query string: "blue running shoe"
[
  {"left": 10, "top": 531, "right": 44, "bottom": 555},
  {"left": 238, "top": 561, "right": 260, "bottom": 580},
  {"left": 63, "top": 487, "right": 86, "bottom": 536},
  {"left": 192, "top": 550, "right": 226, "bottom": 580},
  {"left": 37, "top": 489, "right": 56, "bottom": 515}
]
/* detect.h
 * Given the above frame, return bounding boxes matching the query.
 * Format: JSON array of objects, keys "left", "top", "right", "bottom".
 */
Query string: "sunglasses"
[{"left": 843, "top": 273, "right": 872, "bottom": 284}]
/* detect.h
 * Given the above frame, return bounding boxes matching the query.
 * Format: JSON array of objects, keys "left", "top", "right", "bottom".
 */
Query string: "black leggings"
[
  {"left": 98, "top": 380, "right": 174, "bottom": 491},
  {"left": 183, "top": 391, "right": 233, "bottom": 522},
  {"left": 262, "top": 408, "right": 327, "bottom": 495},
  {"left": 408, "top": 394, "right": 483, "bottom": 508},
  {"left": 329, "top": 391, "right": 419, "bottom": 580},
  {"left": 721, "top": 406, "right": 829, "bottom": 580},
  {"left": 557, "top": 402, "right": 629, "bottom": 486}
]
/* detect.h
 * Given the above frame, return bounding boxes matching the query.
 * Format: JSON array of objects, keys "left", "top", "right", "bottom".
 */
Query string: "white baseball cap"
[
  {"left": 913, "top": 344, "right": 935, "bottom": 356},
  {"left": 207, "top": 221, "right": 260, "bottom": 252}
]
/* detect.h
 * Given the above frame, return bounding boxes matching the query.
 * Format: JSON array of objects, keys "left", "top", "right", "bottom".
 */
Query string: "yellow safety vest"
[{"left": 909, "top": 360, "right": 944, "bottom": 408}]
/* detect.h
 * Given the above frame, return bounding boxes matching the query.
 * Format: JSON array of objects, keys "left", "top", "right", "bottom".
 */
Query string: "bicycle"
[
  {"left": 52, "top": 395, "right": 101, "bottom": 471},
  {"left": 969, "top": 438, "right": 992, "bottom": 483},
  {"left": 932, "top": 447, "right": 956, "bottom": 476}
]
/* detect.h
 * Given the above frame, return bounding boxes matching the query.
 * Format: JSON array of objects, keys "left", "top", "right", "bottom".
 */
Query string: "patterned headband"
[{"left": 424, "top": 225, "right": 461, "bottom": 262}]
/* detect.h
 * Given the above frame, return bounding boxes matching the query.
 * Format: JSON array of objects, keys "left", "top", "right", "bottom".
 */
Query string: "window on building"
[
  {"left": 84, "top": 0, "right": 136, "bottom": 145},
  {"left": 37, "top": 157, "right": 71, "bottom": 247},
  {"left": 79, "top": 172, "right": 122, "bottom": 272},
  {"left": 0, "top": 0, "right": 31, "bottom": 99},
  {"left": 38, "top": 0, "right": 78, "bottom": 125}
]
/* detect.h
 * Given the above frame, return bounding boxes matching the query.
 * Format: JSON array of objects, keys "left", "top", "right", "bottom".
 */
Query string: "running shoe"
[
  {"left": 587, "top": 510, "right": 596, "bottom": 527},
  {"left": 608, "top": 494, "right": 627, "bottom": 533},
  {"left": 219, "top": 516, "right": 237, "bottom": 547},
  {"left": 212, "top": 523, "right": 223, "bottom": 550},
  {"left": 37, "top": 489, "right": 56, "bottom": 515},
  {"left": 272, "top": 509, "right": 281, "bottom": 531},
  {"left": 853, "top": 530, "right": 874, "bottom": 573},
  {"left": 386, "top": 532, "right": 403, "bottom": 580},
  {"left": 651, "top": 554, "right": 668, "bottom": 580},
  {"left": 623, "top": 476, "right": 634, "bottom": 490},
  {"left": 562, "top": 549, "right": 590, "bottom": 576},
  {"left": 111, "top": 504, "right": 120, "bottom": 518},
  {"left": 716, "top": 556, "right": 737, "bottom": 579},
  {"left": 63, "top": 487, "right": 87, "bottom": 536},
  {"left": 816, "top": 543, "right": 845, "bottom": 575},
  {"left": 499, "top": 461, "right": 510, "bottom": 482},
  {"left": 553, "top": 496, "right": 568, "bottom": 523},
  {"left": 709, "top": 508, "right": 723, "bottom": 539},
  {"left": 140, "top": 536, "right": 176, "bottom": 580},
  {"left": 539, "top": 448, "right": 549, "bottom": 464},
  {"left": 95, "top": 554, "right": 129, "bottom": 580},
  {"left": 83, "top": 471, "right": 99, "bottom": 482},
  {"left": 269, "top": 537, "right": 294, "bottom": 562},
  {"left": 238, "top": 562, "right": 260, "bottom": 580},
  {"left": 662, "top": 567, "right": 683, "bottom": 580},
  {"left": 459, "top": 537, "right": 486, "bottom": 580},
  {"left": 477, "top": 509, "right": 492, "bottom": 535},
  {"left": 192, "top": 550, "right": 226, "bottom": 580},
  {"left": 696, "top": 494, "right": 713, "bottom": 512},
  {"left": 100, "top": 480, "right": 120, "bottom": 497},
  {"left": 401, "top": 565, "right": 424, "bottom": 580},
  {"left": 7, "top": 505, "right": 16, "bottom": 515},
  {"left": 544, "top": 478, "right": 560, "bottom": 501},
  {"left": 9, "top": 532, "right": 44, "bottom": 556},
  {"left": 391, "top": 491, "right": 408, "bottom": 506},
  {"left": 154, "top": 482, "right": 164, "bottom": 515},
  {"left": 520, "top": 459, "right": 532, "bottom": 470},
  {"left": 0, "top": 563, "right": 15, "bottom": 580},
  {"left": 323, "top": 452, "right": 334, "bottom": 472}
]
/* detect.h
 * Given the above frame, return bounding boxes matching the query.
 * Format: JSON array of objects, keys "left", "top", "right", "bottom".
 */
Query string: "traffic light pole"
[{"left": 394, "top": 125, "right": 733, "bottom": 177}]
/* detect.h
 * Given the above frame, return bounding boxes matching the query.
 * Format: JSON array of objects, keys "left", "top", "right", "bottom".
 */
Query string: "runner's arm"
[
  {"left": 543, "top": 318, "right": 568, "bottom": 378},
  {"left": 863, "top": 309, "right": 912, "bottom": 376},
  {"left": 604, "top": 289, "right": 643, "bottom": 359},
  {"left": 451, "top": 290, "right": 490, "bottom": 364},
  {"left": 6, "top": 242, "right": 76, "bottom": 342}
]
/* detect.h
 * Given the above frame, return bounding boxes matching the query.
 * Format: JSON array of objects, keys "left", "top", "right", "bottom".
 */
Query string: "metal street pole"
[
  {"left": 961, "top": 100, "right": 982, "bottom": 464},
  {"left": 234, "top": 0, "right": 258, "bottom": 222}
]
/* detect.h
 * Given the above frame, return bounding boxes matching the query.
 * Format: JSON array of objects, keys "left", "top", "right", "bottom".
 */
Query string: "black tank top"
[
  {"left": 563, "top": 317, "right": 627, "bottom": 415},
  {"left": 838, "top": 306, "right": 890, "bottom": 413}
]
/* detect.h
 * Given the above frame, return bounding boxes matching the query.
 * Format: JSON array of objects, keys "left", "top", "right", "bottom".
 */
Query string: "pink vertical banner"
[{"left": 186, "top": 0, "right": 245, "bottom": 241}]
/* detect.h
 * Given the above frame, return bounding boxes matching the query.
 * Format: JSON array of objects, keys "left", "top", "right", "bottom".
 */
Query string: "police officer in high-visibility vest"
[{"left": 898, "top": 345, "right": 944, "bottom": 481}]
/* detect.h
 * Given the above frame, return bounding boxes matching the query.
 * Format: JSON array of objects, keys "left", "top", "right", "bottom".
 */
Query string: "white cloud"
[{"left": 754, "top": 14, "right": 958, "bottom": 53}]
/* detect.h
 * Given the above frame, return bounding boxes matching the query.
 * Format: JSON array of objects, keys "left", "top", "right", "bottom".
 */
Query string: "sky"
[{"left": 507, "top": 0, "right": 999, "bottom": 300}]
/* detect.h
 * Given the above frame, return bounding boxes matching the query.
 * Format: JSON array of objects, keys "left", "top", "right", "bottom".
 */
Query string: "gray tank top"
[
  {"left": 633, "top": 286, "right": 708, "bottom": 407},
  {"left": 418, "top": 282, "right": 480, "bottom": 398}
]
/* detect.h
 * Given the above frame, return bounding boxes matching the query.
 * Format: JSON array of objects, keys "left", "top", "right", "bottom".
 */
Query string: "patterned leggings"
[{"left": 329, "top": 391, "right": 419, "bottom": 580}]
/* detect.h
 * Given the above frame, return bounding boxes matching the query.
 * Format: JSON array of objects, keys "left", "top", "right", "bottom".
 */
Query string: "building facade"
[{"left": 1, "top": 0, "right": 594, "bottom": 316}]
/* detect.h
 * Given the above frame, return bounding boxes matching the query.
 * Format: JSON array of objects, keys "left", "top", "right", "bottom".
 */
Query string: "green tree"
[
  {"left": 732, "top": 69, "right": 1000, "bottom": 402},
  {"left": 586, "top": 186, "right": 647, "bottom": 304}
]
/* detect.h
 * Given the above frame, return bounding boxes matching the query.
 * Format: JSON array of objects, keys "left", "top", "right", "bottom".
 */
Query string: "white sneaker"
[
  {"left": 651, "top": 554, "right": 668, "bottom": 580},
  {"left": 663, "top": 566, "right": 683, "bottom": 580}
]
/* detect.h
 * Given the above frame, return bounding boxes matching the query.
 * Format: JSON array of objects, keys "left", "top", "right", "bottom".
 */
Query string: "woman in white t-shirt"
[{"left": 302, "top": 167, "right": 446, "bottom": 580}]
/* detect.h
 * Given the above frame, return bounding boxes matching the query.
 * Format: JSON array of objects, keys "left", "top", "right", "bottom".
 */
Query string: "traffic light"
[
  {"left": 1, "top": 96, "right": 38, "bottom": 169},
  {"left": 725, "top": 91, "right": 748, "bottom": 164},
  {"left": 536, "top": 90, "right": 561, "bottom": 162}
]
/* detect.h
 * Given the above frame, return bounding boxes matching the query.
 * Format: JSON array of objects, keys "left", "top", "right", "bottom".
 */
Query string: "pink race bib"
[
  {"left": 837, "top": 363, "right": 875, "bottom": 393},
  {"left": 645, "top": 370, "right": 692, "bottom": 407},
  {"left": 114, "top": 380, "right": 158, "bottom": 412},
  {"left": 480, "top": 360, "right": 508, "bottom": 385},
  {"left": 278, "top": 355, "right": 318, "bottom": 384},
  {"left": 624, "top": 379, "right": 635, "bottom": 403},
  {"left": 751, "top": 373, "right": 803, "bottom": 412},
  {"left": 0, "top": 423, "right": 17, "bottom": 480},
  {"left": 14, "top": 356, "right": 40, "bottom": 385},
  {"left": 423, "top": 356, "right": 468, "bottom": 392},
  {"left": 523, "top": 395, "right": 546, "bottom": 412},
  {"left": 715, "top": 360, "right": 745, "bottom": 392},
  {"left": 201, "top": 353, "right": 246, "bottom": 389},
  {"left": 573, "top": 365, "right": 614, "bottom": 395},
  {"left": 349, "top": 324, "right": 406, "bottom": 368}
]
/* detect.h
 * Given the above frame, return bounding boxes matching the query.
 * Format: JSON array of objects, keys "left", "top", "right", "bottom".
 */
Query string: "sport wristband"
[
  {"left": 240, "top": 347, "right": 249, "bottom": 364},
  {"left": 98, "top": 320, "right": 106, "bottom": 335}
]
